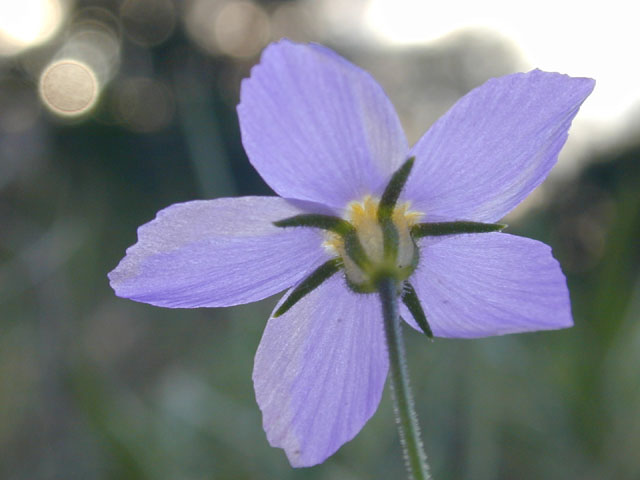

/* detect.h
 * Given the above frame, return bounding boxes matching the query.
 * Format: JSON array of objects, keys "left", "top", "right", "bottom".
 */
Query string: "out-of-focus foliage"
[{"left": 1, "top": 1, "right": 639, "bottom": 479}]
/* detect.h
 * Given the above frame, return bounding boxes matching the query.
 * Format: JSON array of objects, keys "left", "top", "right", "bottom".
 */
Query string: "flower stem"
[{"left": 378, "top": 277, "right": 431, "bottom": 480}]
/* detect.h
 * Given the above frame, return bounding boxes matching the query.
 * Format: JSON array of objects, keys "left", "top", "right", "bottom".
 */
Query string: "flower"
[{"left": 109, "top": 39, "right": 594, "bottom": 467}]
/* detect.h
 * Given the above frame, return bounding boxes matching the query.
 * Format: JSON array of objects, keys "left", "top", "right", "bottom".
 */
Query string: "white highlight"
[
  {"left": 0, "top": 0, "right": 65, "bottom": 55},
  {"left": 364, "top": 0, "right": 640, "bottom": 138}
]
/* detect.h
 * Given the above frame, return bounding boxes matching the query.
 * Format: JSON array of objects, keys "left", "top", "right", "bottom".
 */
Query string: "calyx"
[{"left": 272, "top": 156, "right": 504, "bottom": 338}]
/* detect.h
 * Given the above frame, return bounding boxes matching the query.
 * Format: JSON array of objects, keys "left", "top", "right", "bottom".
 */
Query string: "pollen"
[
  {"left": 325, "top": 195, "right": 422, "bottom": 292},
  {"left": 324, "top": 196, "right": 421, "bottom": 254}
]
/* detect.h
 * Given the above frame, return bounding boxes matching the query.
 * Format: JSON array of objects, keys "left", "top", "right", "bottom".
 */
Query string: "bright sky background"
[
  {"left": 2, "top": 0, "right": 636, "bottom": 149},
  {"left": 364, "top": 0, "right": 639, "bottom": 146}
]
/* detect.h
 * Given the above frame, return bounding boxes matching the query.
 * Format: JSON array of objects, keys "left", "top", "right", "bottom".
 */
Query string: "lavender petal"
[
  {"left": 108, "top": 196, "right": 328, "bottom": 308},
  {"left": 238, "top": 39, "right": 408, "bottom": 209},
  {"left": 404, "top": 70, "right": 595, "bottom": 222},
  {"left": 253, "top": 274, "right": 389, "bottom": 467},
  {"left": 402, "top": 233, "right": 573, "bottom": 338}
]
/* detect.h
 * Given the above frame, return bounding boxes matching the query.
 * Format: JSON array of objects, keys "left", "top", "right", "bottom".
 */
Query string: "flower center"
[{"left": 325, "top": 195, "right": 422, "bottom": 293}]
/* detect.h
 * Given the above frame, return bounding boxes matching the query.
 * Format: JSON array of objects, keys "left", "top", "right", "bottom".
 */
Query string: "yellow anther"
[{"left": 325, "top": 196, "right": 422, "bottom": 292}]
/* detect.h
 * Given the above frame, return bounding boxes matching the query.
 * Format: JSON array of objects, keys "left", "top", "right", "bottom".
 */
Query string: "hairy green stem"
[{"left": 379, "top": 277, "right": 431, "bottom": 480}]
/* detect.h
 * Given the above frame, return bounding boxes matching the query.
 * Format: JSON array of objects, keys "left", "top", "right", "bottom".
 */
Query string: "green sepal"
[
  {"left": 381, "top": 216, "right": 399, "bottom": 262},
  {"left": 343, "top": 231, "right": 371, "bottom": 271},
  {"left": 378, "top": 156, "right": 415, "bottom": 221},
  {"left": 402, "top": 282, "right": 433, "bottom": 339},
  {"left": 273, "top": 257, "right": 342, "bottom": 317},
  {"left": 273, "top": 214, "right": 354, "bottom": 236},
  {"left": 274, "top": 213, "right": 372, "bottom": 276},
  {"left": 411, "top": 221, "right": 506, "bottom": 239}
]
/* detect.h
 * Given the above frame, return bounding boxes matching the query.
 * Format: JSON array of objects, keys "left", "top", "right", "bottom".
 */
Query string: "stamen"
[{"left": 274, "top": 159, "right": 424, "bottom": 297}]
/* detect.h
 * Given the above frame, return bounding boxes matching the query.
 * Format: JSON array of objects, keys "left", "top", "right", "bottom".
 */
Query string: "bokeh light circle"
[
  {"left": 39, "top": 59, "right": 99, "bottom": 117},
  {"left": 0, "top": 0, "right": 65, "bottom": 56},
  {"left": 184, "top": 0, "right": 269, "bottom": 58},
  {"left": 113, "top": 77, "right": 175, "bottom": 132},
  {"left": 120, "top": 0, "right": 176, "bottom": 47},
  {"left": 214, "top": 1, "right": 270, "bottom": 58}
]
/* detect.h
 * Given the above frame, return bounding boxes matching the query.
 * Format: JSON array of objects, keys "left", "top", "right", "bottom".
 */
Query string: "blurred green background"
[{"left": 1, "top": 0, "right": 639, "bottom": 479}]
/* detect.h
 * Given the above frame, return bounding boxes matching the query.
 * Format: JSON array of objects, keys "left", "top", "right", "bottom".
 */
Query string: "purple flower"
[{"left": 109, "top": 40, "right": 594, "bottom": 467}]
